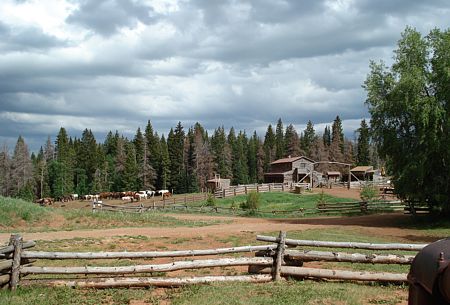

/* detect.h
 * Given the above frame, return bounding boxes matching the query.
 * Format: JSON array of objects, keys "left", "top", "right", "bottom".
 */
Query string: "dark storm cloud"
[
  {"left": 66, "top": 0, "right": 159, "bottom": 36},
  {"left": 0, "top": 0, "right": 449, "bottom": 151}
]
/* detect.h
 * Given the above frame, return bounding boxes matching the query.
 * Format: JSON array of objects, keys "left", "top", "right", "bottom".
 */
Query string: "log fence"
[{"left": 0, "top": 232, "right": 427, "bottom": 290}]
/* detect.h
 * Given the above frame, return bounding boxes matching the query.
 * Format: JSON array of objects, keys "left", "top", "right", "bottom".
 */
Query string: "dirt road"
[{"left": 0, "top": 213, "right": 435, "bottom": 244}]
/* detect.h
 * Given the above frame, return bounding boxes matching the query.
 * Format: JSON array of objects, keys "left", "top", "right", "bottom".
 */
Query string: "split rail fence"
[
  {"left": 93, "top": 199, "right": 412, "bottom": 216},
  {"left": 1, "top": 232, "right": 426, "bottom": 290}
]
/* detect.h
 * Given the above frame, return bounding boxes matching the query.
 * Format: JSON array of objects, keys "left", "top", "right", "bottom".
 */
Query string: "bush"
[
  {"left": 360, "top": 184, "right": 378, "bottom": 202},
  {"left": 240, "top": 192, "right": 260, "bottom": 215},
  {"left": 206, "top": 193, "right": 216, "bottom": 207},
  {"left": 316, "top": 189, "right": 326, "bottom": 206}
]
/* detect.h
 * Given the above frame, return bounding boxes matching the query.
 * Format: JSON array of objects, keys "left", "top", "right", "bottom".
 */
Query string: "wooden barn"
[{"left": 264, "top": 156, "right": 315, "bottom": 184}]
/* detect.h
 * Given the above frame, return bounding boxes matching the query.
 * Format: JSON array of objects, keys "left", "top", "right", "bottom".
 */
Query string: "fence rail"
[
  {"left": 214, "top": 183, "right": 301, "bottom": 198},
  {"left": 0, "top": 232, "right": 427, "bottom": 290},
  {"left": 92, "top": 199, "right": 412, "bottom": 217}
]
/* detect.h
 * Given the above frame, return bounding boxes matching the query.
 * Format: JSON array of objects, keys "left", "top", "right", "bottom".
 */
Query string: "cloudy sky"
[{"left": 0, "top": 0, "right": 449, "bottom": 151}]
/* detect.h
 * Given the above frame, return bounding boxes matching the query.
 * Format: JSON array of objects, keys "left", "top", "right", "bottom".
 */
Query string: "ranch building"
[
  {"left": 264, "top": 156, "right": 316, "bottom": 184},
  {"left": 207, "top": 177, "right": 231, "bottom": 192},
  {"left": 350, "top": 166, "right": 375, "bottom": 181},
  {"left": 326, "top": 171, "right": 342, "bottom": 182}
]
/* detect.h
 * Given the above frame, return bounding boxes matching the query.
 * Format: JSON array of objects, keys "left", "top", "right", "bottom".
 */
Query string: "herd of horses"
[{"left": 35, "top": 190, "right": 171, "bottom": 206}]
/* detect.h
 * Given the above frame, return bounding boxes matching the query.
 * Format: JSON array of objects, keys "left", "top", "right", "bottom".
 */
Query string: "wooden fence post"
[
  {"left": 272, "top": 231, "right": 286, "bottom": 282},
  {"left": 9, "top": 234, "right": 23, "bottom": 290}
]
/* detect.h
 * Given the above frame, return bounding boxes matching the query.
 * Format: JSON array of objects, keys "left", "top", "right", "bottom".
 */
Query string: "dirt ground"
[
  {"left": 2, "top": 188, "right": 420, "bottom": 305},
  {"left": 0, "top": 188, "right": 428, "bottom": 244}
]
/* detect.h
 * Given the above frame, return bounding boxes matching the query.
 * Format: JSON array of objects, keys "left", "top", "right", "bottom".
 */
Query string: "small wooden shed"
[
  {"left": 350, "top": 166, "right": 375, "bottom": 181},
  {"left": 206, "top": 178, "right": 231, "bottom": 192},
  {"left": 326, "top": 171, "right": 342, "bottom": 182}
]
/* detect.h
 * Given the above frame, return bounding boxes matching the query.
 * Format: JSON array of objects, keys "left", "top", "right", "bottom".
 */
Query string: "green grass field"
[{"left": 181, "top": 191, "right": 357, "bottom": 217}]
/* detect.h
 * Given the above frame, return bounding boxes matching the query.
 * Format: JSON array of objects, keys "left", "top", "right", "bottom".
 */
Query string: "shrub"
[
  {"left": 206, "top": 193, "right": 216, "bottom": 207},
  {"left": 360, "top": 184, "right": 378, "bottom": 202},
  {"left": 316, "top": 189, "right": 326, "bottom": 206},
  {"left": 240, "top": 192, "right": 260, "bottom": 215}
]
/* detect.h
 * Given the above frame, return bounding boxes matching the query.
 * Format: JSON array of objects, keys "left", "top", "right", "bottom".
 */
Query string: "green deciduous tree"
[{"left": 364, "top": 27, "right": 450, "bottom": 213}]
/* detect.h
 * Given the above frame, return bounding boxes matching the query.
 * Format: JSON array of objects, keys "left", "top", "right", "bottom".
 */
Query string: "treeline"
[{"left": 0, "top": 116, "right": 377, "bottom": 201}]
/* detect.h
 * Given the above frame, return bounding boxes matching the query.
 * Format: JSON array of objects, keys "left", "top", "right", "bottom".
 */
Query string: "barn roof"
[
  {"left": 271, "top": 156, "right": 315, "bottom": 165},
  {"left": 350, "top": 166, "right": 373, "bottom": 173}
]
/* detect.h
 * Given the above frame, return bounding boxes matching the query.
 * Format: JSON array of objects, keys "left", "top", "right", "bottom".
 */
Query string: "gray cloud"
[
  {"left": 0, "top": 21, "right": 65, "bottom": 52},
  {"left": 66, "top": 0, "right": 158, "bottom": 36},
  {"left": 0, "top": 0, "right": 449, "bottom": 151}
]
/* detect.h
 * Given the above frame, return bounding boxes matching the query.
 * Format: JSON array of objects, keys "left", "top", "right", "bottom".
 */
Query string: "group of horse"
[{"left": 35, "top": 190, "right": 171, "bottom": 206}]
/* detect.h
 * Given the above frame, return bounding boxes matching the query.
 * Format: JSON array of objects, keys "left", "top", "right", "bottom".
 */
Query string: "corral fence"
[
  {"left": 93, "top": 199, "right": 416, "bottom": 216},
  {"left": 1, "top": 232, "right": 426, "bottom": 290},
  {"left": 214, "top": 183, "right": 310, "bottom": 198}
]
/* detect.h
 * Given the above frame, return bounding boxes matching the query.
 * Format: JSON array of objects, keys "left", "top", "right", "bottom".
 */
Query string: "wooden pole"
[
  {"left": 9, "top": 234, "right": 23, "bottom": 290},
  {"left": 39, "top": 274, "right": 273, "bottom": 289},
  {"left": 0, "top": 275, "right": 10, "bottom": 286},
  {"left": 272, "top": 231, "right": 286, "bottom": 281},
  {"left": 256, "top": 235, "right": 426, "bottom": 251},
  {"left": 0, "top": 241, "right": 35, "bottom": 256},
  {"left": 255, "top": 266, "right": 407, "bottom": 283},
  {"left": 284, "top": 250, "right": 415, "bottom": 265},
  {"left": 21, "top": 257, "right": 273, "bottom": 275},
  {"left": 22, "top": 244, "right": 278, "bottom": 260},
  {"left": 0, "top": 260, "right": 13, "bottom": 273}
]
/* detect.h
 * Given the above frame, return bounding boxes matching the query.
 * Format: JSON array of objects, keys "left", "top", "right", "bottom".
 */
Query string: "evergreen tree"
[
  {"left": 231, "top": 131, "right": 249, "bottom": 185},
  {"left": 284, "top": 124, "right": 301, "bottom": 157},
  {"left": 263, "top": 124, "right": 275, "bottom": 172},
  {"left": 356, "top": 119, "right": 371, "bottom": 165},
  {"left": 331, "top": 116, "right": 345, "bottom": 153},
  {"left": 323, "top": 126, "right": 331, "bottom": 147},
  {"left": 275, "top": 118, "right": 285, "bottom": 159},
  {"left": 301, "top": 120, "right": 316, "bottom": 158},
  {"left": 123, "top": 143, "right": 138, "bottom": 190},
  {"left": 227, "top": 127, "right": 237, "bottom": 182},
  {"left": 167, "top": 122, "right": 185, "bottom": 193},
  {"left": 78, "top": 129, "right": 97, "bottom": 190},
  {"left": 144, "top": 120, "right": 160, "bottom": 188},
  {"left": 158, "top": 135, "right": 171, "bottom": 190},
  {"left": 247, "top": 132, "right": 258, "bottom": 183},
  {"left": 51, "top": 127, "right": 74, "bottom": 197},
  {"left": 211, "top": 126, "right": 231, "bottom": 179}
]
